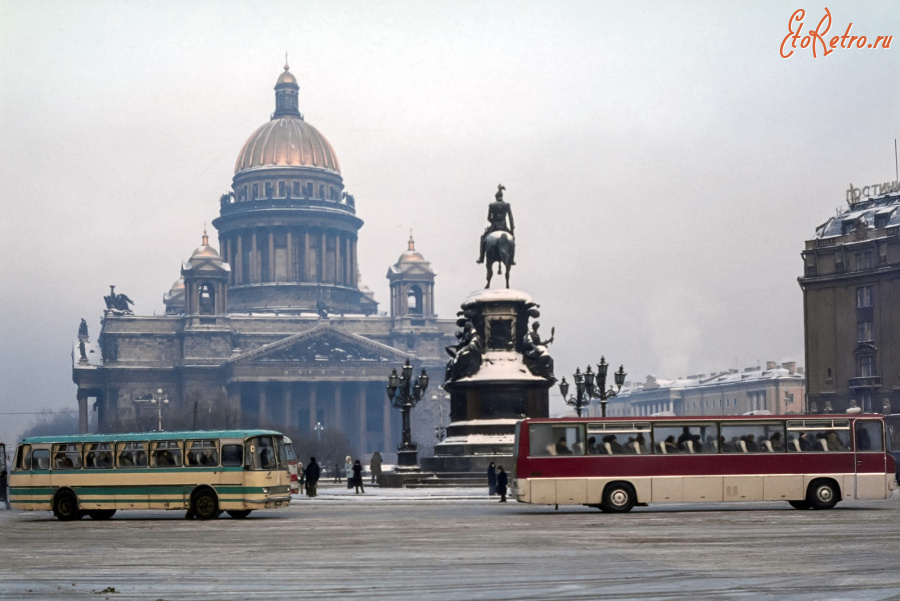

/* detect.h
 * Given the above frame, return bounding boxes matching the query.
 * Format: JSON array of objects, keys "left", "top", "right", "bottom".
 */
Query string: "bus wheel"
[
  {"left": 601, "top": 483, "right": 636, "bottom": 513},
  {"left": 807, "top": 480, "right": 839, "bottom": 510},
  {"left": 53, "top": 490, "right": 83, "bottom": 521},
  {"left": 191, "top": 489, "right": 219, "bottom": 520},
  {"left": 87, "top": 509, "right": 116, "bottom": 520},
  {"left": 788, "top": 500, "right": 810, "bottom": 510},
  {"left": 226, "top": 510, "right": 252, "bottom": 519}
]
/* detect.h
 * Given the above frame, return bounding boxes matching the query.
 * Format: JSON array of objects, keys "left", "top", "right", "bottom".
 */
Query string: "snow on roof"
[
  {"left": 613, "top": 366, "right": 803, "bottom": 398},
  {"left": 462, "top": 288, "right": 534, "bottom": 306},
  {"left": 72, "top": 339, "right": 102, "bottom": 368},
  {"left": 454, "top": 350, "right": 547, "bottom": 383}
]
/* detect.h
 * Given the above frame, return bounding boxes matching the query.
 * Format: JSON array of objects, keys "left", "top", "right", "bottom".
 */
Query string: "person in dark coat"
[
  {"left": 369, "top": 452, "right": 383, "bottom": 484},
  {"left": 304, "top": 457, "right": 321, "bottom": 497},
  {"left": 487, "top": 462, "right": 497, "bottom": 496},
  {"left": 352, "top": 459, "right": 365, "bottom": 494},
  {"left": 496, "top": 465, "right": 508, "bottom": 502}
]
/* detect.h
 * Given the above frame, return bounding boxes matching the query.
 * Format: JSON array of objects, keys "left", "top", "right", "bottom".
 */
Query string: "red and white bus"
[{"left": 512, "top": 414, "right": 897, "bottom": 512}]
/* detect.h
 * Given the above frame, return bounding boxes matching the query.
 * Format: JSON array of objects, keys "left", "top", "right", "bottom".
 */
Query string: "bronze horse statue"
[{"left": 484, "top": 231, "right": 514, "bottom": 288}]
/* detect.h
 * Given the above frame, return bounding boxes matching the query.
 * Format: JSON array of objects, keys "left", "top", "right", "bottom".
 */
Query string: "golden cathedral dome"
[
  {"left": 234, "top": 118, "right": 340, "bottom": 174},
  {"left": 397, "top": 232, "right": 426, "bottom": 263},
  {"left": 189, "top": 229, "right": 223, "bottom": 262},
  {"left": 234, "top": 64, "right": 340, "bottom": 175},
  {"left": 276, "top": 63, "right": 297, "bottom": 85}
]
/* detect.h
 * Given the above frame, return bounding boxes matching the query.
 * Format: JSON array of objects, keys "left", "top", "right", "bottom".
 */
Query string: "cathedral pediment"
[{"left": 227, "top": 325, "right": 408, "bottom": 365}]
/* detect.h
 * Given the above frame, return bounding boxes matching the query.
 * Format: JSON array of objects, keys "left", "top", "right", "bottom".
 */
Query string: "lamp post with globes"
[
  {"left": 151, "top": 389, "right": 169, "bottom": 431},
  {"left": 558, "top": 357, "right": 626, "bottom": 418},
  {"left": 386, "top": 358, "right": 429, "bottom": 467}
]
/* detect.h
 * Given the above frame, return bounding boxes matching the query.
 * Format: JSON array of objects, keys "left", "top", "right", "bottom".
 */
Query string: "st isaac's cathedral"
[{"left": 73, "top": 64, "right": 457, "bottom": 457}]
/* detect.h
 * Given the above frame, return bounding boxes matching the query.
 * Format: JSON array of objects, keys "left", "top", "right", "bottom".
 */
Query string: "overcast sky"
[{"left": 1, "top": 1, "right": 897, "bottom": 443}]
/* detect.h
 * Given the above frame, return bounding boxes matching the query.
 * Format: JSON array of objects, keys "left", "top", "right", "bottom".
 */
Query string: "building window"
[
  {"left": 251, "top": 183, "right": 258, "bottom": 199},
  {"left": 859, "top": 355, "right": 876, "bottom": 378},
  {"left": 293, "top": 181, "right": 301, "bottom": 197},
  {"left": 857, "top": 319, "right": 873, "bottom": 342},
  {"left": 856, "top": 286, "right": 873, "bottom": 308},
  {"left": 278, "top": 181, "right": 286, "bottom": 197},
  {"left": 318, "top": 184, "right": 325, "bottom": 199},
  {"left": 855, "top": 252, "right": 873, "bottom": 271},
  {"left": 306, "top": 182, "right": 313, "bottom": 197}
]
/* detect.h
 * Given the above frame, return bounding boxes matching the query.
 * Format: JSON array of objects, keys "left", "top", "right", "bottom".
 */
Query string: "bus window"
[
  {"left": 52, "top": 444, "right": 82, "bottom": 469},
  {"left": 653, "top": 424, "right": 712, "bottom": 454},
  {"left": 528, "top": 424, "right": 583, "bottom": 456},
  {"left": 855, "top": 420, "right": 884, "bottom": 452},
  {"left": 117, "top": 442, "right": 148, "bottom": 468},
  {"left": 31, "top": 449, "right": 50, "bottom": 471},
  {"left": 16, "top": 445, "right": 31, "bottom": 470},
  {"left": 786, "top": 420, "right": 851, "bottom": 452},
  {"left": 245, "top": 436, "right": 277, "bottom": 470},
  {"left": 587, "top": 422, "right": 650, "bottom": 455},
  {"left": 886, "top": 416, "right": 900, "bottom": 453},
  {"left": 84, "top": 443, "right": 114, "bottom": 469},
  {"left": 221, "top": 444, "right": 243, "bottom": 467},
  {"left": 186, "top": 440, "right": 219, "bottom": 467},
  {"left": 720, "top": 422, "right": 785, "bottom": 453},
  {"left": 150, "top": 441, "right": 183, "bottom": 467}
]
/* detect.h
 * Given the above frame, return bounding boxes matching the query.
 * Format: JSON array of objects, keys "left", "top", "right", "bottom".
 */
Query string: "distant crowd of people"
[{"left": 298, "top": 451, "right": 383, "bottom": 497}]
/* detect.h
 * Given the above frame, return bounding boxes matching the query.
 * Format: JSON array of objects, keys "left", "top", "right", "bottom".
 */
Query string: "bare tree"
[{"left": 18, "top": 411, "right": 79, "bottom": 439}]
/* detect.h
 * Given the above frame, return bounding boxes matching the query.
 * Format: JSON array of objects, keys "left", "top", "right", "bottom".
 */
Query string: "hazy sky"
[{"left": 1, "top": 1, "right": 897, "bottom": 443}]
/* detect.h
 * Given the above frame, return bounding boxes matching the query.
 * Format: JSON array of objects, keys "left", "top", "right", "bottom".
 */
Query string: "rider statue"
[{"left": 477, "top": 184, "right": 515, "bottom": 265}]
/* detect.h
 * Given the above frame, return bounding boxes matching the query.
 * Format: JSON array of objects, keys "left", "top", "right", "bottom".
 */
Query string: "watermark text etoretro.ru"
[{"left": 780, "top": 8, "right": 892, "bottom": 58}]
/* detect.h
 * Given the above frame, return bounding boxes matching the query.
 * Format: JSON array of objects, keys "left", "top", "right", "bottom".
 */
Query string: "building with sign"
[
  {"left": 72, "top": 65, "right": 457, "bottom": 457},
  {"left": 798, "top": 187, "right": 900, "bottom": 414}
]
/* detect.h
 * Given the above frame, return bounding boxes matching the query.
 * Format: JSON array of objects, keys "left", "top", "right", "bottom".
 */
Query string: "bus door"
[
  {"left": 854, "top": 419, "right": 888, "bottom": 498},
  {"left": 16, "top": 444, "right": 51, "bottom": 506}
]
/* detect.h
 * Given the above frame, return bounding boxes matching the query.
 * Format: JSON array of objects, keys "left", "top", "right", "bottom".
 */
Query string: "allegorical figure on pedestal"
[
  {"left": 522, "top": 320, "right": 555, "bottom": 380},
  {"left": 445, "top": 321, "right": 484, "bottom": 382},
  {"left": 477, "top": 185, "right": 517, "bottom": 288},
  {"left": 103, "top": 285, "right": 135, "bottom": 314}
]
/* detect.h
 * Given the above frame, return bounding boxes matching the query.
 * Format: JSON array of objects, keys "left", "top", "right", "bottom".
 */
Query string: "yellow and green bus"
[{"left": 9, "top": 430, "right": 293, "bottom": 520}]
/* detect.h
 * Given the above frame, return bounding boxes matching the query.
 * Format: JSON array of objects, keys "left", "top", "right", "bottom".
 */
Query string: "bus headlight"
[{"left": 262, "top": 487, "right": 269, "bottom": 494}]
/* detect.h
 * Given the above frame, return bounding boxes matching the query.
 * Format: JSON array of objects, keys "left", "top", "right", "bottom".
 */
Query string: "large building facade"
[
  {"left": 799, "top": 185, "right": 900, "bottom": 414},
  {"left": 596, "top": 362, "right": 806, "bottom": 418},
  {"left": 73, "top": 65, "right": 457, "bottom": 457}
]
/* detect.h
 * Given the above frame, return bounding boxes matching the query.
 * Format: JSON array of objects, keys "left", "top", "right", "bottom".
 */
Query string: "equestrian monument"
[{"left": 421, "top": 185, "right": 555, "bottom": 475}]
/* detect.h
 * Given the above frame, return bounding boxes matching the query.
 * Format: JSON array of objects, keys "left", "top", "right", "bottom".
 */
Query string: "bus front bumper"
[{"left": 244, "top": 495, "right": 292, "bottom": 507}]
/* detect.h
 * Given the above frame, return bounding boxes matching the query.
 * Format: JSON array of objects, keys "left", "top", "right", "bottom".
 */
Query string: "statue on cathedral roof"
[{"left": 104, "top": 285, "right": 134, "bottom": 314}]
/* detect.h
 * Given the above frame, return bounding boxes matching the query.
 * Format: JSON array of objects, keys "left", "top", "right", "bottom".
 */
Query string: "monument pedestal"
[{"left": 424, "top": 289, "right": 553, "bottom": 475}]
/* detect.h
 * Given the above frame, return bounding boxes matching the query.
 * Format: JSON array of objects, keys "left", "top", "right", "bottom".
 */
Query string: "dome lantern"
[{"left": 273, "top": 60, "right": 301, "bottom": 119}]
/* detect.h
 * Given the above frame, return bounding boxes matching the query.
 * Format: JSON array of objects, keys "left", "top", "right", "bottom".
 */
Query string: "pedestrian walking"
[
  {"left": 370, "top": 451, "right": 383, "bottom": 485},
  {"left": 344, "top": 455, "right": 353, "bottom": 489},
  {"left": 304, "top": 457, "right": 320, "bottom": 497},
  {"left": 496, "top": 465, "right": 508, "bottom": 502},
  {"left": 352, "top": 459, "right": 366, "bottom": 494},
  {"left": 487, "top": 461, "right": 497, "bottom": 496},
  {"left": 334, "top": 463, "right": 341, "bottom": 484},
  {"left": 297, "top": 460, "right": 305, "bottom": 495}
]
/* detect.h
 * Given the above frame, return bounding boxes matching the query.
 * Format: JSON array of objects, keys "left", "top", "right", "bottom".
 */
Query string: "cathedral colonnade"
[
  {"left": 230, "top": 379, "right": 397, "bottom": 454},
  {"left": 220, "top": 226, "right": 358, "bottom": 288}
]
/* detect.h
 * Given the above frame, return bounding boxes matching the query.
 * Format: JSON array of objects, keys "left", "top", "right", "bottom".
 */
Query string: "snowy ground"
[{"left": 1, "top": 486, "right": 899, "bottom": 600}]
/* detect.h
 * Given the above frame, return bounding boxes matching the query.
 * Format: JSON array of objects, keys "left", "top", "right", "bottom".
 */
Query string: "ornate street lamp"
[
  {"left": 559, "top": 357, "right": 626, "bottom": 418},
  {"left": 150, "top": 389, "right": 169, "bottom": 431},
  {"left": 314, "top": 421, "right": 324, "bottom": 442},
  {"left": 386, "top": 358, "right": 429, "bottom": 467}
]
